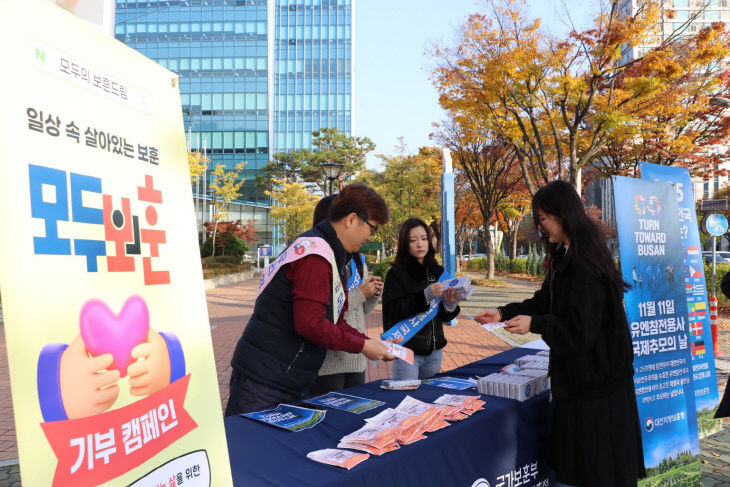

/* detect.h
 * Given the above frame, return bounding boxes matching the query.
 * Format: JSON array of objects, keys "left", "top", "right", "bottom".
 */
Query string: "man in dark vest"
[{"left": 226, "top": 183, "right": 398, "bottom": 415}]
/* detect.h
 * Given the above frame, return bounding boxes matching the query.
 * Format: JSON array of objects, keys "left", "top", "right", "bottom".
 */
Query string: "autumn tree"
[
  {"left": 496, "top": 176, "right": 532, "bottom": 260},
  {"left": 202, "top": 219, "right": 259, "bottom": 260},
  {"left": 209, "top": 163, "right": 245, "bottom": 259},
  {"left": 259, "top": 127, "right": 375, "bottom": 194},
  {"left": 358, "top": 141, "right": 442, "bottom": 253},
  {"left": 265, "top": 179, "right": 319, "bottom": 245},
  {"left": 431, "top": 0, "right": 730, "bottom": 195},
  {"left": 433, "top": 118, "right": 521, "bottom": 279},
  {"left": 454, "top": 173, "right": 482, "bottom": 268}
]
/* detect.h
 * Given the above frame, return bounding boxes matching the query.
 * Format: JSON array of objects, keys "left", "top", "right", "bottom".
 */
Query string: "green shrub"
[
  {"left": 372, "top": 256, "right": 395, "bottom": 281},
  {"left": 509, "top": 258, "right": 527, "bottom": 274},
  {"left": 466, "top": 257, "right": 488, "bottom": 271},
  {"left": 494, "top": 254, "right": 509, "bottom": 272},
  {"left": 200, "top": 236, "right": 249, "bottom": 263}
]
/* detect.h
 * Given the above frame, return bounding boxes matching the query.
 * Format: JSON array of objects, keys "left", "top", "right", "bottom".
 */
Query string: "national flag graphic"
[
  {"left": 691, "top": 341, "right": 706, "bottom": 356},
  {"left": 688, "top": 302, "right": 707, "bottom": 317},
  {"left": 690, "top": 321, "right": 703, "bottom": 335},
  {"left": 687, "top": 246, "right": 700, "bottom": 255}
]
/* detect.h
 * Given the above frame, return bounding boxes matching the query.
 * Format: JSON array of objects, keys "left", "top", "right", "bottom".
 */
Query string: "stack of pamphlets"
[
  {"left": 380, "top": 379, "right": 421, "bottom": 390},
  {"left": 307, "top": 449, "right": 370, "bottom": 469},
  {"left": 337, "top": 423, "right": 402, "bottom": 455},
  {"left": 335, "top": 394, "right": 486, "bottom": 456},
  {"left": 394, "top": 396, "right": 451, "bottom": 432},
  {"left": 364, "top": 408, "right": 428, "bottom": 445},
  {"left": 515, "top": 354, "right": 549, "bottom": 369},
  {"left": 446, "top": 276, "right": 473, "bottom": 301},
  {"left": 432, "top": 394, "right": 486, "bottom": 418}
]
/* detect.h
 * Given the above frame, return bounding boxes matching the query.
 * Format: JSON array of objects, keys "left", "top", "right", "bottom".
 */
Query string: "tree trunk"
[{"left": 211, "top": 220, "right": 219, "bottom": 259}]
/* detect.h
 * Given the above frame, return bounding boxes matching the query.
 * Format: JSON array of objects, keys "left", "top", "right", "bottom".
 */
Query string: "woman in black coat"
[
  {"left": 476, "top": 181, "right": 646, "bottom": 487},
  {"left": 382, "top": 218, "right": 461, "bottom": 379}
]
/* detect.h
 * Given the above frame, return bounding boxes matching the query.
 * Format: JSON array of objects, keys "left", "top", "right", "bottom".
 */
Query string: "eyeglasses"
[{"left": 360, "top": 216, "right": 378, "bottom": 235}]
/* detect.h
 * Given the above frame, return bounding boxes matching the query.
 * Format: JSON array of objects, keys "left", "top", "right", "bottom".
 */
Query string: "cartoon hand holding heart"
[{"left": 37, "top": 295, "right": 186, "bottom": 422}]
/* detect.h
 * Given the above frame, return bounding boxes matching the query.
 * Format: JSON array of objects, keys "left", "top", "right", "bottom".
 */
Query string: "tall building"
[
  {"left": 115, "top": 0, "right": 353, "bottom": 246},
  {"left": 617, "top": 0, "right": 730, "bottom": 201}
]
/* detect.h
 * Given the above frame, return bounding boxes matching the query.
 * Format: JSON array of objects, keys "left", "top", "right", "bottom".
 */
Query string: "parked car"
[{"left": 702, "top": 251, "right": 730, "bottom": 264}]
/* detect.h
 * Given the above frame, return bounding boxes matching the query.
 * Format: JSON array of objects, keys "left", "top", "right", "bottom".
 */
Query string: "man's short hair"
[{"left": 328, "top": 183, "right": 390, "bottom": 225}]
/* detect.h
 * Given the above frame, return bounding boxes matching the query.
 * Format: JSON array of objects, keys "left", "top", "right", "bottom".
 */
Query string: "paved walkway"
[{"left": 0, "top": 274, "right": 729, "bottom": 484}]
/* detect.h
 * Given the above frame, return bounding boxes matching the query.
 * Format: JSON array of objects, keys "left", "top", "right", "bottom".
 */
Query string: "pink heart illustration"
[{"left": 79, "top": 295, "right": 150, "bottom": 377}]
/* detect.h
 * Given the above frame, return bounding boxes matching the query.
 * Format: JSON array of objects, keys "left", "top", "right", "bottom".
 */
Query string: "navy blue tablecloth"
[{"left": 225, "top": 347, "right": 552, "bottom": 487}]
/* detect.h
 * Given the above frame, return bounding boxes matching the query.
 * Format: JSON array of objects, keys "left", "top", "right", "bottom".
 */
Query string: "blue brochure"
[
  {"left": 304, "top": 392, "right": 385, "bottom": 414},
  {"left": 421, "top": 377, "right": 477, "bottom": 390},
  {"left": 242, "top": 404, "right": 326, "bottom": 432}
]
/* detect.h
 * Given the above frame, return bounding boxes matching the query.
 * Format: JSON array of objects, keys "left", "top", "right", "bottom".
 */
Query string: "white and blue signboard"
[
  {"left": 258, "top": 245, "right": 273, "bottom": 258},
  {"left": 613, "top": 176, "right": 700, "bottom": 470},
  {"left": 640, "top": 162, "right": 720, "bottom": 412}
]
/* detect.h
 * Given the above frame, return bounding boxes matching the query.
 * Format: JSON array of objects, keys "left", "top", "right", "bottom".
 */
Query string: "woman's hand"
[
  {"left": 474, "top": 309, "right": 501, "bottom": 324},
  {"left": 504, "top": 315, "right": 532, "bottom": 335},
  {"left": 443, "top": 286, "right": 459, "bottom": 303},
  {"left": 358, "top": 276, "right": 383, "bottom": 298},
  {"left": 428, "top": 282, "right": 444, "bottom": 298}
]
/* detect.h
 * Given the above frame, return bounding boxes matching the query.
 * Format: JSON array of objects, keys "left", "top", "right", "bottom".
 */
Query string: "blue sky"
[{"left": 354, "top": 0, "right": 598, "bottom": 168}]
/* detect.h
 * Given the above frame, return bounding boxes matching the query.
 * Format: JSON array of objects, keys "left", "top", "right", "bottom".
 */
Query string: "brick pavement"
[{"left": 1, "top": 275, "right": 729, "bottom": 483}]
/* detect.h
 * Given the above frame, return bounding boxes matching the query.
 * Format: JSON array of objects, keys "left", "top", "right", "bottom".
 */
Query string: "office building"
[{"left": 115, "top": 0, "right": 353, "bottom": 246}]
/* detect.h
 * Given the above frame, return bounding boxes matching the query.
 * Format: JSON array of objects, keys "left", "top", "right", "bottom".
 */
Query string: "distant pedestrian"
[
  {"left": 475, "top": 180, "right": 646, "bottom": 486},
  {"left": 382, "top": 218, "right": 463, "bottom": 380}
]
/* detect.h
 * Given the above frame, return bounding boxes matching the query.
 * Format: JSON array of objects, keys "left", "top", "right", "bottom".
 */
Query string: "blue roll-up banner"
[
  {"left": 613, "top": 176, "right": 701, "bottom": 471},
  {"left": 640, "top": 162, "right": 721, "bottom": 413}
]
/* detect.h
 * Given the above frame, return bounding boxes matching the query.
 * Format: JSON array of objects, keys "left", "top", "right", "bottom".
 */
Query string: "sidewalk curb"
[{"left": 203, "top": 270, "right": 260, "bottom": 290}]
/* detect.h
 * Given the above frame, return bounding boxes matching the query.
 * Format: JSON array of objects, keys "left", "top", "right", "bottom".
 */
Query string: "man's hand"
[
  {"left": 474, "top": 309, "right": 501, "bottom": 324},
  {"left": 361, "top": 338, "right": 398, "bottom": 361},
  {"left": 127, "top": 328, "right": 172, "bottom": 396},
  {"left": 504, "top": 315, "right": 532, "bottom": 335},
  {"left": 59, "top": 334, "right": 120, "bottom": 419}
]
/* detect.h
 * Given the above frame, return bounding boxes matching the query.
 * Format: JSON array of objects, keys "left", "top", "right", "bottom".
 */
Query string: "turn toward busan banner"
[
  {"left": 613, "top": 177, "right": 701, "bottom": 480},
  {"left": 640, "top": 161, "right": 721, "bottom": 413},
  {"left": 0, "top": 1, "right": 232, "bottom": 485}
]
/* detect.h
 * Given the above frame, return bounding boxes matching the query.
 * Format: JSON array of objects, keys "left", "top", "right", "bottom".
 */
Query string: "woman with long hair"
[
  {"left": 382, "top": 218, "right": 462, "bottom": 379},
  {"left": 476, "top": 180, "right": 646, "bottom": 486}
]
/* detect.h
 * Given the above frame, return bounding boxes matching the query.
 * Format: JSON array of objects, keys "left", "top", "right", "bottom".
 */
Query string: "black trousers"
[
  {"left": 308, "top": 371, "right": 366, "bottom": 396},
  {"left": 224, "top": 369, "right": 298, "bottom": 416}
]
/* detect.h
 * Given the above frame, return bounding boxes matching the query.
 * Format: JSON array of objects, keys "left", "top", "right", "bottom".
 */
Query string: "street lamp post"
[{"left": 321, "top": 161, "right": 343, "bottom": 196}]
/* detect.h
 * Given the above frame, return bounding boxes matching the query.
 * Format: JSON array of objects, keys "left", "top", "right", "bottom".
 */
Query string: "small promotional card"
[
  {"left": 382, "top": 341, "right": 415, "bottom": 364},
  {"left": 304, "top": 392, "right": 385, "bottom": 414},
  {"left": 421, "top": 377, "right": 478, "bottom": 390},
  {"left": 480, "top": 321, "right": 506, "bottom": 332},
  {"left": 242, "top": 404, "right": 326, "bottom": 432}
]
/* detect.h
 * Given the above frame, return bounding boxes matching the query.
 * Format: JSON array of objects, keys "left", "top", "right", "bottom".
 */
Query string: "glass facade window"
[{"left": 116, "top": 0, "right": 353, "bottom": 242}]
